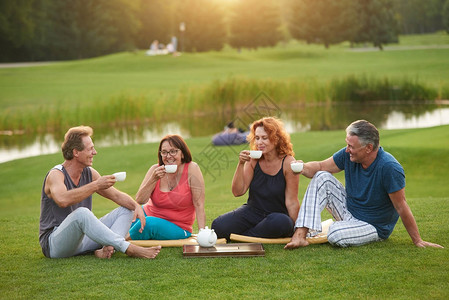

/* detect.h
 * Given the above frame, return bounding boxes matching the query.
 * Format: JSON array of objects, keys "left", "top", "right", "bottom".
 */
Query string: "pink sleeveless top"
[{"left": 143, "top": 163, "right": 195, "bottom": 232}]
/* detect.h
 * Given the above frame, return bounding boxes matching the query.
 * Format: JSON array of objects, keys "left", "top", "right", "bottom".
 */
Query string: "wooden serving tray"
[{"left": 183, "top": 243, "right": 265, "bottom": 258}]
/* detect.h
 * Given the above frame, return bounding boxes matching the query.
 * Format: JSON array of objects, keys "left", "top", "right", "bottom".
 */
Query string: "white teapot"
[{"left": 197, "top": 226, "right": 217, "bottom": 247}]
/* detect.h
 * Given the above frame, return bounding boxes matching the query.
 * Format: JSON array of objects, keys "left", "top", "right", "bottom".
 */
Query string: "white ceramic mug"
[
  {"left": 165, "top": 164, "right": 177, "bottom": 173},
  {"left": 249, "top": 150, "right": 262, "bottom": 159},
  {"left": 290, "top": 162, "right": 304, "bottom": 173},
  {"left": 113, "top": 172, "right": 126, "bottom": 182}
]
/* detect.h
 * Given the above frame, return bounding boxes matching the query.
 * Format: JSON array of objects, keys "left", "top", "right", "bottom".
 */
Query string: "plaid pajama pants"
[{"left": 295, "top": 171, "right": 382, "bottom": 247}]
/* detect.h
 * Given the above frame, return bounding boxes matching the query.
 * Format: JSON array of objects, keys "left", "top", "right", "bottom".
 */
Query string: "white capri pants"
[
  {"left": 295, "top": 171, "right": 382, "bottom": 247},
  {"left": 49, "top": 206, "right": 133, "bottom": 258}
]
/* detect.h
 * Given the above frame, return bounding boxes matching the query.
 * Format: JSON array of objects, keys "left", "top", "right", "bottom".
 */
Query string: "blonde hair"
[
  {"left": 247, "top": 117, "right": 294, "bottom": 157},
  {"left": 61, "top": 126, "right": 93, "bottom": 160}
]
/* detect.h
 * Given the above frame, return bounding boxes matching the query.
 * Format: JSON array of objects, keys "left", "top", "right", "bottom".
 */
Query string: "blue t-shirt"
[{"left": 333, "top": 147, "right": 405, "bottom": 239}]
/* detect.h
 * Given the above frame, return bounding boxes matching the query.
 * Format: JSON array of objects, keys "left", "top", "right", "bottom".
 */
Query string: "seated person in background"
[
  {"left": 212, "top": 117, "right": 300, "bottom": 240},
  {"left": 166, "top": 43, "right": 175, "bottom": 54},
  {"left": 39, "top": 126, "right": 161, "bottom": 259},
  {"left": 285, "top": 120, "right": 444, "bottom": 249},
  {"left": 146, "top": 40, "right": 159, "bottom": 56},
  {"left": 128, "top": 135, "right": 206, "bottom": 240},
  {"left": 212, "top": 121, "right": 249, "bottom": 146},
  {"left": 146, "top": 40, "right": 169, "bottom": 56}
]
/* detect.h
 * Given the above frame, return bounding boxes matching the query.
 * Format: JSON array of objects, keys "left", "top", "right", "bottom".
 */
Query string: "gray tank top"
[{"left": 39, "top": 164, "right": 92, "bottom": 257}]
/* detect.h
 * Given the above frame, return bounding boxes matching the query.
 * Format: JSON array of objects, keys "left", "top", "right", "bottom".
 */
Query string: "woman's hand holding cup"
[
  {"left": 238, "top": 150, "right": 251, "bottom": 164},
  {"left": 153, "top": 165, "right": 167, "bottom": 180}
]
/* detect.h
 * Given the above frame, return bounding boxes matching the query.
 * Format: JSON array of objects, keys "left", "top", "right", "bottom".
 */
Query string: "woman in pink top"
[{"left": 128, "top": 135, "right": 206, "bottom": 240}]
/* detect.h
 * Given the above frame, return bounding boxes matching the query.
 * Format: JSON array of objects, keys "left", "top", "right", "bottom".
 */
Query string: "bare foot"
[
  {"left": 284, "top": 236, "right": 309, "bottom": 249},
  {"left": 126, "top": 244, "right": 161, "bottom": 259},
  {"left": 95, "top": 246, "right": 115, "bottom": 259},
  {"left": 284, "top": 227, "right": 309, "bottom": 249}
]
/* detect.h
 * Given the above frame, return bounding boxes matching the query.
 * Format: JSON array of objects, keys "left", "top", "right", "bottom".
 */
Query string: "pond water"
[{"left": 1, "top": 102, "right": 448, "bottom": 164}]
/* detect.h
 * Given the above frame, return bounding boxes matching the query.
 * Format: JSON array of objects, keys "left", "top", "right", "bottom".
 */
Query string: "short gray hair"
[{"left": 346, "top": 120, "right": 379, "bottom": 150}]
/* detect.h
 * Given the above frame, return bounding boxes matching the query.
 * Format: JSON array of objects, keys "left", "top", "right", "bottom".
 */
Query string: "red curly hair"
[{"left": 247, "top": 117, "right": 294, "bottom": 157}]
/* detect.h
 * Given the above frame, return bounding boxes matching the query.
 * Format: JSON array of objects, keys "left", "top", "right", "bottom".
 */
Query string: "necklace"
[{"left": 167, "top": 174, "right": 177, "bottom": 191}]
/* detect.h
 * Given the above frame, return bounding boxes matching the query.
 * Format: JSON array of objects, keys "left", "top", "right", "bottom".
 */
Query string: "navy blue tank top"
[{"left": 247, "top": 157, "right": 288, "bottom": 215}]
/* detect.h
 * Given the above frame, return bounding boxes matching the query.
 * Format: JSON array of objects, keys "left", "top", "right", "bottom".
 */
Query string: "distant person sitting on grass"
[
  {"left": 212, "top": 122, "right": 249, "bottom": 146},
  {"left": 39, "top": 126, "right": 161, "bottom": 259},
  {"left": 285, "top": 120, "right": 444, "bottom": 249}
]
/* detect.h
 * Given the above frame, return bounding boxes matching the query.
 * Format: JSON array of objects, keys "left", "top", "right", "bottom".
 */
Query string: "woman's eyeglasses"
[{"left": 160, "top": 149, "right": 180, "bottom": 157}]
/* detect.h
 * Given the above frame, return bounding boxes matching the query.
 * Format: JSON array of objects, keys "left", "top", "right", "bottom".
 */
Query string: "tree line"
[{"left": 1, "top": 0, "right": 449, "bottom": 62}]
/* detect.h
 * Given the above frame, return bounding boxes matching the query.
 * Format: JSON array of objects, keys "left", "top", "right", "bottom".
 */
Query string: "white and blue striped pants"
[{"left": 295, "top": 171, "right": 382, "bottom": 247}]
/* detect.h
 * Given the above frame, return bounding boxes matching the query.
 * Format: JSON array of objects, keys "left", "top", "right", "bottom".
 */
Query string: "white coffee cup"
[
  {"left": 290, "top": 162, "right": 304, "bottom": 173},
  {"left": 165, "top": 164, "right": 177, "bottom": 173},
  {"left": 113, "top": 172, "right": 126, "bottom": 182},
  {"left": 249, "top": 150, "right": 262, "bottom": 159}
]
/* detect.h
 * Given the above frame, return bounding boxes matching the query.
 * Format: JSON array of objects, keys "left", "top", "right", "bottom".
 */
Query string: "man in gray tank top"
[{"left": 39, "top": 126, "right": 161, "bottom": 259}]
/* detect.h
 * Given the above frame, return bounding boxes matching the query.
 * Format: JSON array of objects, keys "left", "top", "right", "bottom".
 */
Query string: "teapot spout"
[{"left": 208, "top": 229, "right": 217, "bottom": 244}]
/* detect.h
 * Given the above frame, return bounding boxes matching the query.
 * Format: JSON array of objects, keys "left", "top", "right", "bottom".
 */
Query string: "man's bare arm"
[
  {"left": 301, "top": 157, "right": 341, "bottom": 178},
  {"left": 45, "top": 169, "right": 115, "bottom": 208}
]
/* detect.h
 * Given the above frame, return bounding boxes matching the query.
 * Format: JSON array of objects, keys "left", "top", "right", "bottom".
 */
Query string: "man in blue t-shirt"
[{"left": 285, "top": 120, "right": 443, "bottom": 249}]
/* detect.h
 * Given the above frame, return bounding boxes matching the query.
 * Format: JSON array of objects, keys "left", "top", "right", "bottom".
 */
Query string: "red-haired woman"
[{"left": 212, "top": 117, "right": 300, "bottom": 240}]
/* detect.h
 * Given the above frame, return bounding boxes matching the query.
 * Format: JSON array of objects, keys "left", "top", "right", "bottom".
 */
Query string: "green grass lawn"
[
  {"left": 397, "top": 31, "right": 449, "bottom": 46},
  {"left": 1, "top": 33, "right": 449, "bottom": 111},
  {"left": 0, "top": 126, "right": 448, "bottom": 299}
]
